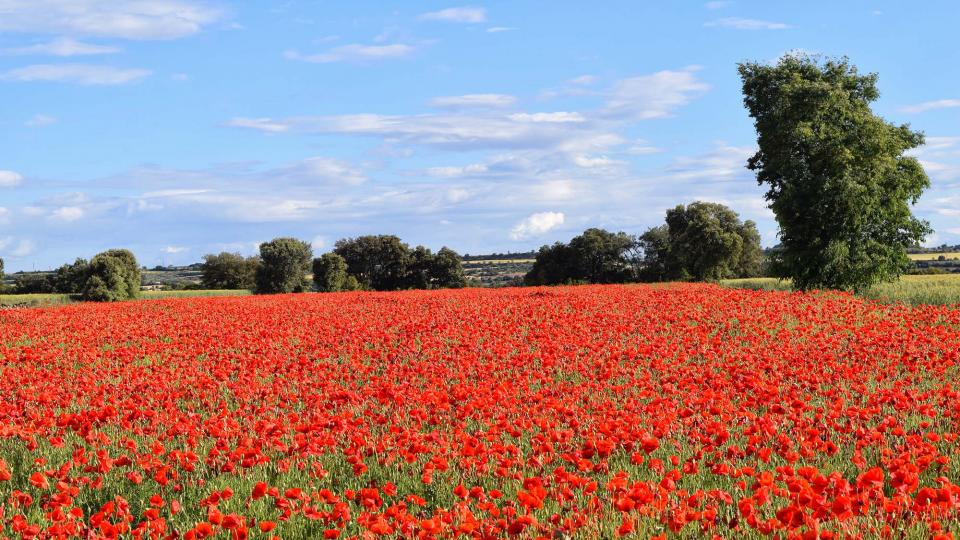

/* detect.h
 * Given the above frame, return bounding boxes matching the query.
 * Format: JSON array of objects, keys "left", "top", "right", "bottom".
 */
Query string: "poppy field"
[{"left": 1, "top": 284, "right": 960, "bottom": 539}]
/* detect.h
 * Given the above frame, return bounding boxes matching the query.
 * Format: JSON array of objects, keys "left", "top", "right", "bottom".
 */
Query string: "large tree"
[
  {"left": 334, "top": 235, "right": 411, "bottom": 291},
  {"left": 254, "top": 238, "right": 312, "bottom": 294},
  {"left": 81, "top": 249, "right": 141, "bottom": 302},
  {"left": 524, "top": 228, "right": 635, "bottom": 285},
  {"left": 664, "top": 202, "right": 763, "bottom": 281},
  {"left": 739, "top": 55, "right": 930, "bottom": 291},
  {"left": 430, "top": 247, "right": 467, "bottom": 289}
]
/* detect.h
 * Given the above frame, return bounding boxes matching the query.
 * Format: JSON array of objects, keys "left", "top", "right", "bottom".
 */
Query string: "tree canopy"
[
  {"left": 255, "top": 238, "right": 312, "bottom": 294},
  {"left": 201, "top": 252, "right": 260, "bottom": 290},
  {"left": 81, "top": 249, "right": 141, "bottom": 302},
  {"left": 739, "top": 54, "right": 930, "bottom": 291}
]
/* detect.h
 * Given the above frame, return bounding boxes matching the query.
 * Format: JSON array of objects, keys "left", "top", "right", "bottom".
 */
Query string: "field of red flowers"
[{"left": 1, "top": 284, "right": 960, "bottom": 539}]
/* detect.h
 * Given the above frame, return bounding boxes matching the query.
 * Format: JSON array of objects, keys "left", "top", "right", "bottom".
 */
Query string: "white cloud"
[
  {"left": 25, "top": 114, "right": 57, "bottom": 127},
  {"left": 486, "top": 26, "right": 515, "bottom": 33},
  {"left": 284, "top": 44, "right": 416, "bottom": 63},
  {"left": 0, "top": 170, "right": 24, "bottom": 187},
  {"left": 162, "top": 246, "right": 188, "bottom": 254},
  {"left": 224, "top": 117, "right": 289, "bottom": 133},
  {"left": 419, "top": 7, "right": 486, "bottom": 23},
  {"left": 508, "top": 112, "right": 585, "bottom": 123},
  {"left": 310, "top": 236, "right": 327, "bottom": 250},
  {"left": 569, "top": 74, "right": 596, "bottom": 85},
  {"left": 601, "top": 68, "right": 710, "bottom": 120},
  {"left": 509, "top": 211, "right": 565, "bottom": 240},
  {"left": 8, "top": 239, "right": 37, "bottom": 257},
  {"left": 1, "top": 64, "right": 151, "bottom": 85},
  {"left": 900, "top": 99, "right": 960, "bottom": 114},
  {"left": 425, "top": 164, "right": 489, "bottom": 178},
  {"left": 50, "top": 206, "right": 84, "bottom": 222},
  {"left": 0, "top": 0, "right": 222, "bottom": 40},
  {"left": 666, "top": 143, "right": 755, "bottom": 180},
  {"left": 705, "top": 17, "right": 790, "bottom": 30},
  {"left": 0, "top": 208, "right": 8, "bottom": 224},
  {"left": 429, "top": 93, "right": 517, "bottom": 109},
  {"left": 0, "top": 37, "right": 120, "bottom": 57},
  {"left": 573, "top": 155, "right": 621, "bottom": 168},
  {"left": 270, "top": 157, "right": 367, "bottom": 186}
]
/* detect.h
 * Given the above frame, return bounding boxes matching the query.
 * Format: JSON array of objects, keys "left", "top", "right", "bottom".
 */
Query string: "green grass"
[
  {"left": 722, "top": 274, "right": 960, "bottom": 305},
  {"left": 0, "top": 289, "right": 251, "bottom": 307}
]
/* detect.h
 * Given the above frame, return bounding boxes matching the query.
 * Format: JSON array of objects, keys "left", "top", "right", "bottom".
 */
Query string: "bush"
[
  {"left": 81, "top": 249, "right": 141, "bottom": 302},
  {"left": 255, "top": 238, "right": 312, "bottom": 294}
]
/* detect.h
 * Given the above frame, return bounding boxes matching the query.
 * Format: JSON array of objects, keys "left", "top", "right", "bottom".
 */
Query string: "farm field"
[
  {"left": 908, "top": 252, "right": 960, "bottom": 262},
  {"left": 723, "top": 274, "right": 960, "bottom": 306},
  {"left": 1, "top": 285, "right": 960, "bottom": 538}
]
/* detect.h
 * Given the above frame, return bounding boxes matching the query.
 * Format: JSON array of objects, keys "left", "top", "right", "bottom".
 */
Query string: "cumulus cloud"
[
  {"left": 509, "top": 212, "right": 565, "bottom": 240},
  {"left": 0, "top": 37, "right": 120, "bottom": 56},
  {"left": 705, "top": 17, "right": 790, "bottom": 30},
  {"left": 0, "top": 170, "right": 24, "bottom": 187},
  {"left": 162, "top": 246, "right": 188, "bottom": 254},
  {"left": 284, "top": 44, "right": 416, "bottom": 63},
  {"left": 0, "top": 0, "right": 222, "bottom": 40},
  {"left": 900, "top": 99, "right": 960, "bottom": 114},
  {"left": 1, "top": 64, "right": 151, "bottom": 85},
  {"left": 419, "top": 7, "right": 487, "bottom": 23},
  {"left": 429, "top": 94, "right": 517, "bottom": 109}
]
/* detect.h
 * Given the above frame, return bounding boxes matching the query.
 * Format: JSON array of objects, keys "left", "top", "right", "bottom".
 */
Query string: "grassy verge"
[
  {"left": 722, "top": 274, "right": 960, "bottom": 305},
  {"left": 0, "top": 289, "right": 251, "bottom": 307}
]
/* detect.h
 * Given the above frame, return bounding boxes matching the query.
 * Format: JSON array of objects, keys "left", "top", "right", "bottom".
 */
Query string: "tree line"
[
  {"left": 525, "top": 201, "right": 764, "bottom": 286},
  {"left": 201, "top": 235, "right": 467, "bottom": 294}
]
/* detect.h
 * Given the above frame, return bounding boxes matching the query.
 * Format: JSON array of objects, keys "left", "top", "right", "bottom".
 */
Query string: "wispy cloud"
[
  {"left": 25, "top": 114, "right": 57, "bottom": 127},
  {"left": 705, "top": 17, "right": 790, "bottom": 30},
  {"left": 600, "top": 68, "right": 710, "bottom": 120},
  {"left": 486, "top": 26, "right": 515, "bottom": 33},
  {"left": 429, "top": 94, "right": 517, "bottom": 109},
  {"left": 419, "top": 7, "right": 487, "bottom": 23},
  {"left": 900, "top": 99, "right": 960, "bottom": 114},
  {"left": 1, "top": 64, "right": 151, "bottom": 85},
  {"left": 0, "top": 37, "right": 120, "bottom": 57},
  {"left": 284, "top": 44, "right": 416, "bottom": 63},
  {"left": 0, "top": 0, "right": 222, "bottom": 40}
]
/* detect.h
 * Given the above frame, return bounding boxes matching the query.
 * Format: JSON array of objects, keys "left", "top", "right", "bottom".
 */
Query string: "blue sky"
[{"left": 1, "top": 1, "right": 959, "bottom": 271}]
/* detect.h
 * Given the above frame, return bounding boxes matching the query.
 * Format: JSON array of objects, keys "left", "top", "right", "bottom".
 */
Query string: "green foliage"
[
  {"left": 334, "top": 235, "right": 411, "bottom": 291},
  {"left": 81, "top": 249, "right": 141, "bottom": 302},
  {"left": 201, "top": 252, "right": 260, "bottom": 290},
  {"left": 664, "top": 202, "right": 762, "bottom": 281},
  {"left": 0, "top": 257, "right": 3, "bottom": 282},
  {"left": 331, "top": 237, "right": 466, "bottom": 291},
  {"left": 312, "top": 253, "right": 349, "bottom": 292},
  {"left": 524, "top": 229, "right": 635, "bottom": 285},
  {"left": 635, "top": 225, "right": 673, "bottom": 282},
  {"left": 14, "top": 273, "right": 55, "bottom": 294},
  {"left": 739, "top": 54, "right": 931, "bottom": 292},
  {"left": 255, "top": 238, "right": 312, "bottom": 294},
  {"left": 51, "top": 258, "right": 90, "bottom": 293},
  {"left": 431, "top": 247, "right": 467, "bottom": 289}
]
